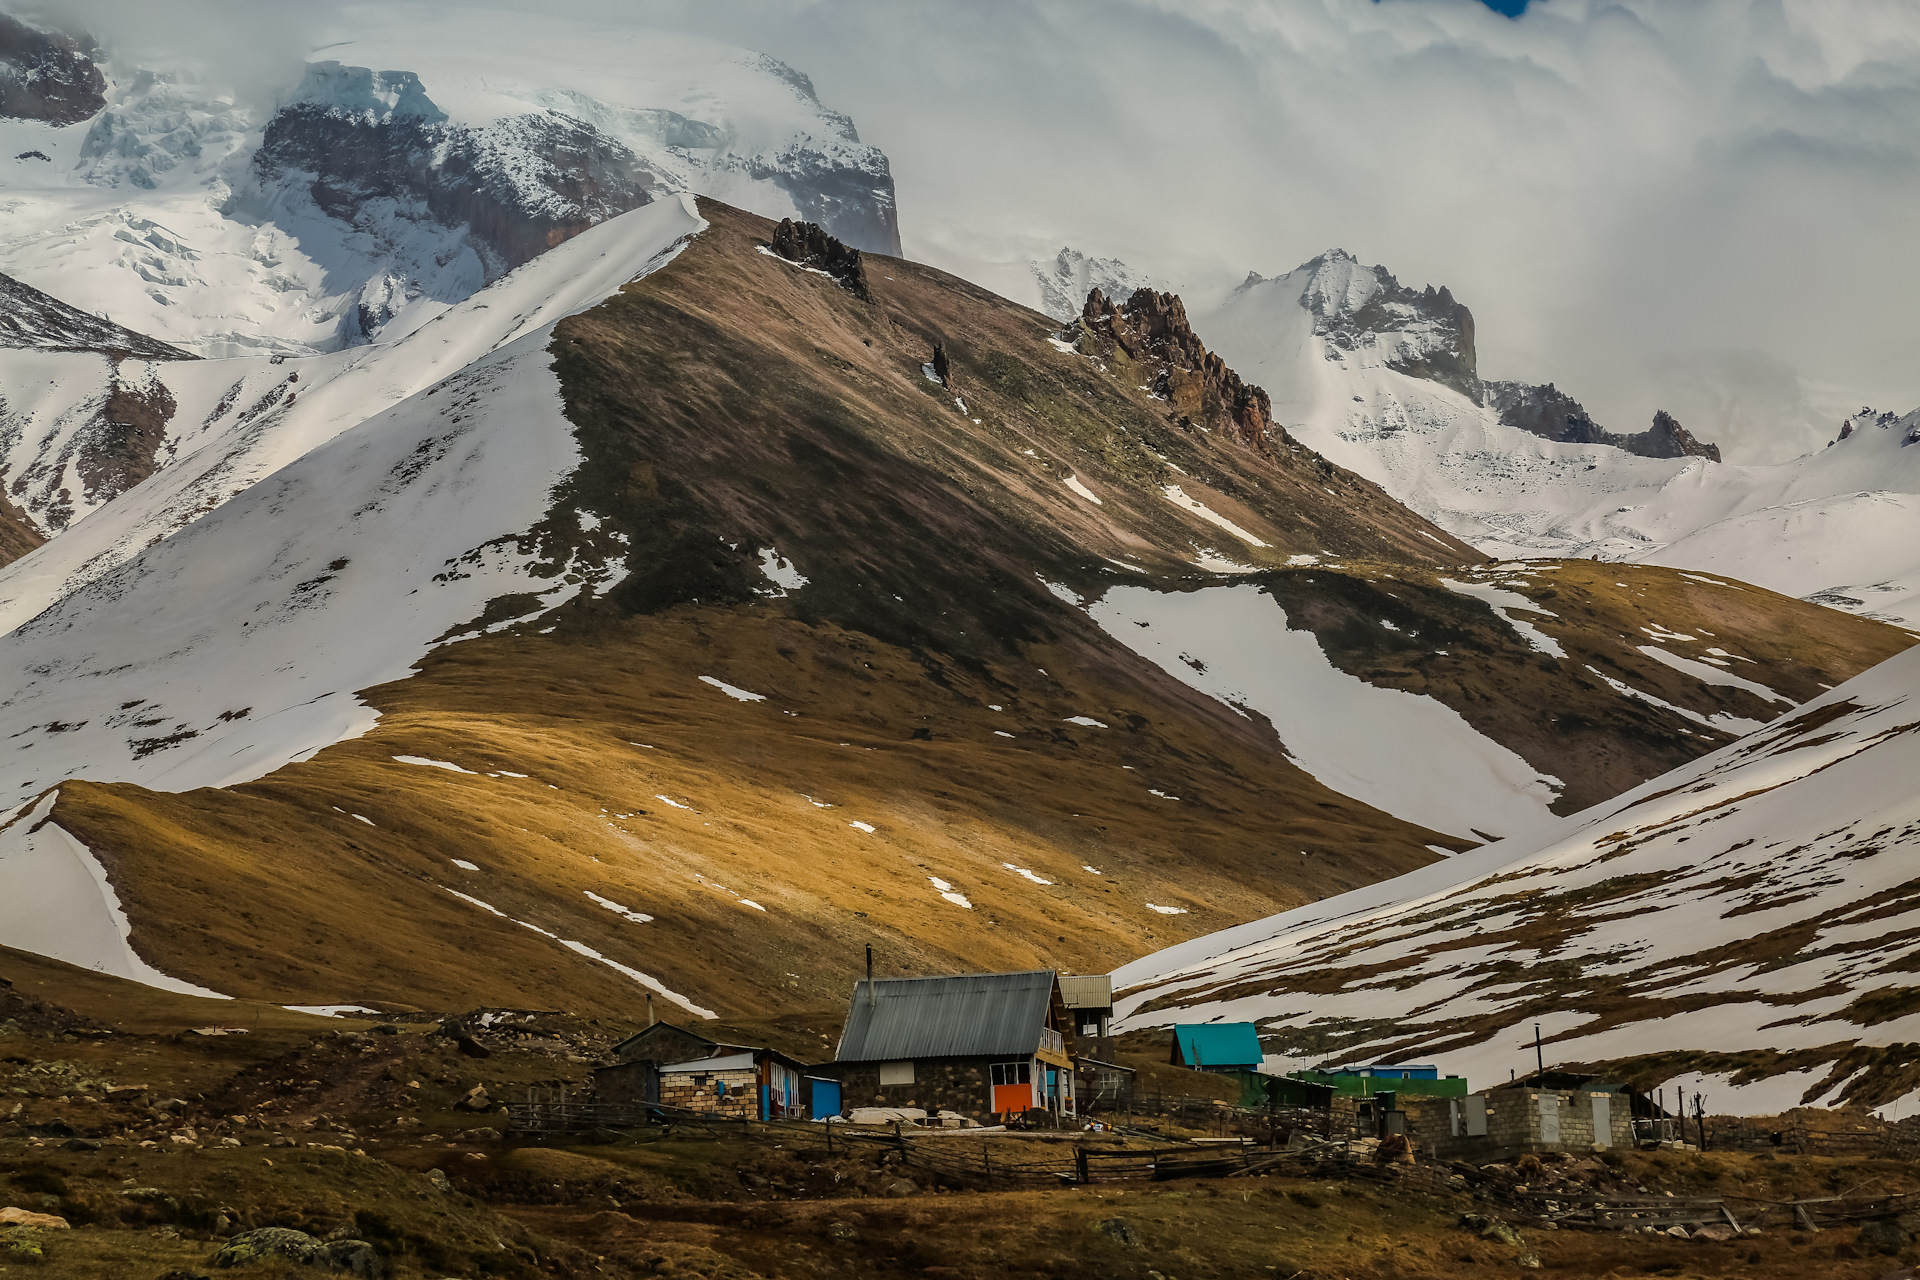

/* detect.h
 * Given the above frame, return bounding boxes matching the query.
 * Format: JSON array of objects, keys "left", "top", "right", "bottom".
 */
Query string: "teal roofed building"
[{"left": 1169, "top": 1022, "right": 1263, "bottom": 1073}]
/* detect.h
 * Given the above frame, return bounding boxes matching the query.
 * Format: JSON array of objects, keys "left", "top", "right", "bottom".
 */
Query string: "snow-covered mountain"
[
  {"left": 0, "top": 9, "right": 898, "bottom": 360},
  {"left": 0, "top": 267, "right": 189, "bottom": 359},
  {"left": 0, "top": 199, "right": 1900, "bottom": 1018},
  {"left": 1187, "top": 253, "right": 1920, "bottom": 627},
  {"left": 1112, "top": 636, "right": 1920, "bottom": 1115},
  {"left": 1029, "top": 247, "right": 1161, "bottom": 324}
]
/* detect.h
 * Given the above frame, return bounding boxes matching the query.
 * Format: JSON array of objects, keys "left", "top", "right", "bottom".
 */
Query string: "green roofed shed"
[{"left": 1170, "top": 1023, "right": 1262, "bottom": 1073}]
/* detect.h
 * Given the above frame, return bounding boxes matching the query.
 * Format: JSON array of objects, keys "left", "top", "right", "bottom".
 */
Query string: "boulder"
[
  {"left": 1093, "top": 1217, "right": 1139, "bottom": 1247},
  {"left": 1857, "top": 1218, "right": 1910, "bottom": 1255},
  {"left": 214, "top": 1227, "right": 322, "bottom": 1267},
  {"left": 1692, "top": 1223, "right": 1736, "bottom": 1242},
  {"left": 0, "top": 1207, "right": 69, "bottom": 1229},
  {"left": 453, "top": 1085, "right": 491, "bottom": 1112}
]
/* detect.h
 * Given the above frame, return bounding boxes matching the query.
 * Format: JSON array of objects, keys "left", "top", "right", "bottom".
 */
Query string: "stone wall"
[
  {"left": 659, "top": 1067, "right": 759, "bottom": 1119},
  {"left": 833, "top": 1058, "right": 999, "bottom": 1120}
]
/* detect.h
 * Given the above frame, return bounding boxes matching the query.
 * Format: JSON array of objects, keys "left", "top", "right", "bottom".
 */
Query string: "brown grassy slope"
[
  {"left": 51, "top": 605, "right": 1457, "bottom": 1025},
  {"left": 33, "top": 201, "right": 1913, "bottom": 1025}
]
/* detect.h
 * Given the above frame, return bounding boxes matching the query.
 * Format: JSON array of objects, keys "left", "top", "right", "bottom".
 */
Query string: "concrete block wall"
[
  {"left": 1425, "top": 1089, "right": 1635, "bottom": 1162},
  {"left": 659, "top": 1067, "right": 758, "bottom": 1119}
]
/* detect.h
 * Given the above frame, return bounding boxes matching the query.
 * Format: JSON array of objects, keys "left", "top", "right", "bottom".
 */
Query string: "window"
[
  {"left": 990, "top": 1062, "right": 1031, "bottom": 1086},
  {"left": 878, "top": 1061, "right": 914, "bottom": 1086}
]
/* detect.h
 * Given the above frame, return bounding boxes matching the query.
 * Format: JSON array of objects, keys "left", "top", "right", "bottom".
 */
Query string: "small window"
[
  {"left": 879, "top": 1061, "right": 914, "bottom": 1086},
  {"left": 991, "top": 1061, "right": 1031, "bottom": 1086}
]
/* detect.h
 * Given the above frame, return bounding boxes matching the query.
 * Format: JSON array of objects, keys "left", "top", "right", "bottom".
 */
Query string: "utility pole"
[{"left": 1533, "top": 1023, "right": 1544, "bottom": 1080}]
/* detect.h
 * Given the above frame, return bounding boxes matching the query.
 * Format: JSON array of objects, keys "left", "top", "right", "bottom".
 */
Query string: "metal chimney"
[{"left": 866, "top": 945, "right": 876, "bottom": 1008}]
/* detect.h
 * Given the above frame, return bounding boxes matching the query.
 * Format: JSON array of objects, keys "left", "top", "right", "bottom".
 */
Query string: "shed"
[
  {"left": 830, "top": 969, "right": 1076, "bottom": 1121},
  {"left": 1058, "top": 974, "right": 1114, "bottom": 1038},
  {"left": 1169, "top": 1022, "right": 1262, "bottom": 1073},
  {"left": 657, "top": 1046, "right": 812, "bottom": 1120}
]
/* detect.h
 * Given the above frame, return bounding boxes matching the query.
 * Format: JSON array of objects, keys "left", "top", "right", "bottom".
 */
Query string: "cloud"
[
  {"left": 602, "top": 0, "right": 1920, "bottom": 461},
  {"left": 22, "top": 0, "right": 1919, "bottom": 460}
]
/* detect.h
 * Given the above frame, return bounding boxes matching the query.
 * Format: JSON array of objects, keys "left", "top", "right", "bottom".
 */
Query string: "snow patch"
[
  {"left": 699, "top": 675, "right": 767, "bottom": 702},
  {"left": 1088, "top": 583, "right": 1561, "bottom": 841},
  {"left": 0, "top": 792, "right": 229, "bottom": 998},
  {"left": 1161, "top": 485, "right": 1268, "bottom": 547}
]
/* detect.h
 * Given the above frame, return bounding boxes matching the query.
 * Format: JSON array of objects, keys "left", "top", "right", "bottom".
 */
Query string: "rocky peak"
[
  {"left": 1483, "top": 381, "right": 1611, "bottom": 446},
  {"left": 1629, "top": 410, "right": 1720, "bottom": 463},
  {"left": 0, "top": 13, "right": 105, "bottom": 125},
  {"left": 1486, "top": 380, "right": 1719, "bottom": 462},
  {"left": 769, "top": 217, "right": 869, "bottom": 300},
  {"left": 1080, "top": 286, "right": 1275, "bottom": 450},
  {"left": 1290, "top": 249, "right": 1481, "bottom": 403}
]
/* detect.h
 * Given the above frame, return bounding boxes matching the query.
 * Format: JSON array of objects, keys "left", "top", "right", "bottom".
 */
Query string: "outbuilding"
[
  {"left": 830, "top": 969, "right": 1077, "bottom": 1122},
  {"left": 1169, "top": 1022, "right": 1263, "bottom": 1073}
]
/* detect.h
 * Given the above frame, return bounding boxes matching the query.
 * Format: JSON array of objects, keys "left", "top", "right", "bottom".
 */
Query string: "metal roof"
[
  {"left": 834, "top": 970, "right": 1058, "bottom": 1063},
  {"left": 1172, "top": 1022, "right": 1263, "bottom": 1069},
  {"left": 1057, "top": 974, "right": 1113, "bottom": 1010}
]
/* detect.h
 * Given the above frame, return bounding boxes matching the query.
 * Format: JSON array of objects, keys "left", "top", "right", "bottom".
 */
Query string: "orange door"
[{"left": 992, "top": 1082, "right": 1030, "bottom": 1113}]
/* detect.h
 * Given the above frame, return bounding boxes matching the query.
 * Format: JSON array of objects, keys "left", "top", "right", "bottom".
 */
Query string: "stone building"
[
  {"left": 1415, "top": 1080, "right": 1635, "bottom": 1161},
  {"left": 593, "top": 1020, "right": 811, "bottom": 1119},
  {"left": 827, "top": 968, "right": 1076, "bottom": 1122}
]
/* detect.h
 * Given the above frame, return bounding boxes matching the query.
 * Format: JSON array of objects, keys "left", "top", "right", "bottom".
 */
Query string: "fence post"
[{"left": 1077, "top": 1147, "right": 1090, "bottom": 1184}]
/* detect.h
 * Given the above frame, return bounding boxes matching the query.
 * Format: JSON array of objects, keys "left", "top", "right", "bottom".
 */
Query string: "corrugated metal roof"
[
  {"left": 1173, "top": 1023, "right": 1263, "bottom": 1069},
  {"left": 835, "top": 970, "right": 1057, "bottom": 1063},
  {"left": 1058, "top": 975, "right": 1113, "bottom": 1009}
]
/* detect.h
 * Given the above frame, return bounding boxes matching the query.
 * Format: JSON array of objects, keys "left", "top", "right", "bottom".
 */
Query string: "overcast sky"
[{"left": 46, "top": 0, "right": 1920, "bottom": 461}]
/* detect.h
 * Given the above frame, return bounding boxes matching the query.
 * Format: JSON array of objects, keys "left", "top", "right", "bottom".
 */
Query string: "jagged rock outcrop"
[
  {"left": 0, "top": 271, "right": 194, "bottom": 360},
  {"left": 930, "top": 340, "right": 953, "bottom": 389},
  {"left": 1486, "top": 381, "right": 1720, "bottom": 461},
  {"left": 0, "top": 13, "right": 105, "bottom": 125},
  {"left": 1079, "top": 287, "right": 1275, "bottom": 450},
  {"left": 252, "top": 64, "right": 660, "bottom": 323},
  {"left": 1624, "top": 410, "right": 1720, "bottom": 462},
  {"left": 769, "top": 217, "right": 870, "bottom": 300},
  {"left": 1483, "top": 381, "right": 1610, "bottom": 446},
  {"left": 1296, "top": 250, "right": 1481, "bottom": 403}
]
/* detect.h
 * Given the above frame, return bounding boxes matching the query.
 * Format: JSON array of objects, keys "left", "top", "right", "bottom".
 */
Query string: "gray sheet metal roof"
[{"left": 835, "top": 970, "right": 1057, "bottom": 1063}]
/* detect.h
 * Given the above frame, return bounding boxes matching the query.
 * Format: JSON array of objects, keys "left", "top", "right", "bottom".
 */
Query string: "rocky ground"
[{"left": 6, "top": 955, "right": 1920, "bottom": 1279}]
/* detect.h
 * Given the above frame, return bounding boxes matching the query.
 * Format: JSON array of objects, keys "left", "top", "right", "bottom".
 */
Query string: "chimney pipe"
[
  {"left": 646, "top": 994, "right": 655, "bottom": 1027},
  {"left": 866, "top": 945, "right": 876, "bottom": 1008}
]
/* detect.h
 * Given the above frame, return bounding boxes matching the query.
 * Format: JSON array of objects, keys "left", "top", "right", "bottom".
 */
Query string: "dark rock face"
[
  {"left": 930, "top": 340, "right": 953, "bottom": 389},
  {"left": 1080, "top": 287, "right": 1275, "bottom": 450},
  {"left": 1624, "top": 409, "right": 1720, "bottom": 462},
  {"left": 76, "top": 379, "right": 178, "bottom": 505},
  {"left": 746, "top": 144, "right": 901, "bottom": 257},
  {"left": 769, "top": 217, "right": 871, "bottom": 300},
  {"left": 1484, "top": 380, "right": 1612, "bottom": 446},
  {"left": 1299, "top": 251, "right": 1481, "bottom": 403},
  {"left": 254, "top": 64, "right": 658, "bottom": 294},
  {"left": 0, "top": 13, "right": 105, "bottom": 125},
  {"left": 0, "top": 270, "right": 194, "bottom": 359},
  {"left": 1487, "top": 381, "right": 1720, "bottom": 461}
]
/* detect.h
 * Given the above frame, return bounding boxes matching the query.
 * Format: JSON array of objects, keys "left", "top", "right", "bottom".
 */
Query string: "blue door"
[{"left": 811, "top": 1078, "right": 841, "bottom": 1119}]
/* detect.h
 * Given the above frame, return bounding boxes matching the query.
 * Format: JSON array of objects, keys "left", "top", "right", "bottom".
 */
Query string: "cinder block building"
[{"left": 1419, "top": 1079, "right": 1634, "bottom": 1161}]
